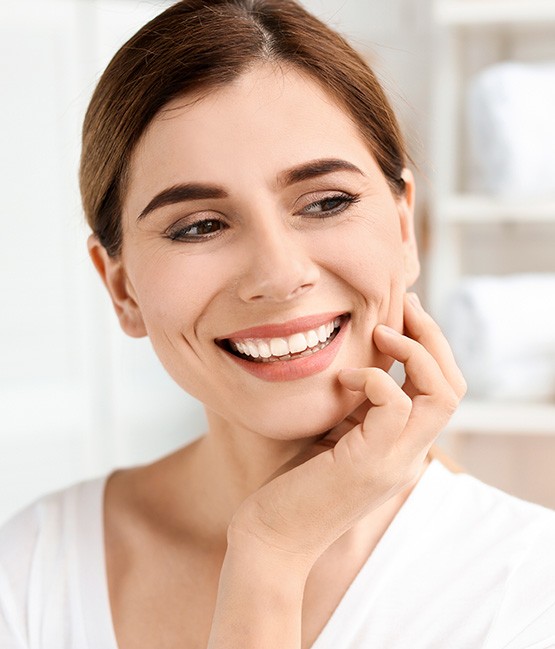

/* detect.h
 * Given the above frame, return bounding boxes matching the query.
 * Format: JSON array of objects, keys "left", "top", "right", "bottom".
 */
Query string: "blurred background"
[{"left": 1, "top": 0, "right": 554, "bottom": 524}]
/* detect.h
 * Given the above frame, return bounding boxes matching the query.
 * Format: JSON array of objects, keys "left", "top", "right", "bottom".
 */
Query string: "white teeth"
[
  {"left": 306, "top": 329, "right": 319, "bottom": 347},
  {"left": 288, "top": 332, "right": 308, "bottom": 354},
  {"left": 228, "top": 316, "right": 345, "bottom": 361},
  {"left": 258, "top": 341, "right": 271, "bottom": 358},
  {"left": 317, "top": 325, "right": 328, "bottom": 343},
  {"left": 270, "top": 338, "right": 289, "bottom": 356}
]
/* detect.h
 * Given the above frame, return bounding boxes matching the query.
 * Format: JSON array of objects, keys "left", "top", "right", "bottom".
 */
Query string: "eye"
[
  {"left": 300, "top": 193, "right": 360, "bottom": 217},
  {"left": 166, "top": 218, "right": 227, "bottom": 242}
]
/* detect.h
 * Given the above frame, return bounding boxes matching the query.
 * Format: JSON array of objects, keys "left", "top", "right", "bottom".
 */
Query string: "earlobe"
[
  {"left": 397, "top": 169, "right": 420, "bottom": 288},
  {"left": 87, "top": 234, "right": 147, "bottom": 338}
]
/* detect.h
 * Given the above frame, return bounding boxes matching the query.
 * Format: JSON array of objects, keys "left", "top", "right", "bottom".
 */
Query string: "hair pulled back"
[{"left": 80, "top": 0, "right": 407, "bottom": 257}]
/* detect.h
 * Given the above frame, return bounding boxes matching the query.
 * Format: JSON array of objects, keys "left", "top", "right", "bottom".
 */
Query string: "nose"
[{"left": 236, "top": 222, "right": 320, "bottom": 303}]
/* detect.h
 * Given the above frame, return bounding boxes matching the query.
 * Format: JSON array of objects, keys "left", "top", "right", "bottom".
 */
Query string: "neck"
[
  {"left": 190, "top": 409, "right": 319, "bottom": 532},
  {"left": 166, "top": 408, "right": 431, "bottom": 553}
]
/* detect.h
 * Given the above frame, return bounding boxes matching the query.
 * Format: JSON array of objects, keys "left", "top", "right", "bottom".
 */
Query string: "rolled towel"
[
  {"left": 442, "top": 274, "right": 555, "bottom": 400},
  {"left": 467, "top": 61, "right": 555, "bottom": 198},
  {"left": 466, "top": 355, "right": 555, "bottom": 402}
]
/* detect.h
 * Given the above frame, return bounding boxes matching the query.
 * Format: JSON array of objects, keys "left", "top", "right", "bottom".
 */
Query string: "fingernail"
[
  {"left": 378, "top": 324, "right": 401, "bottom": 337},
  {"left": 408, "top": 292, "right": 421, "bottom": 308}
]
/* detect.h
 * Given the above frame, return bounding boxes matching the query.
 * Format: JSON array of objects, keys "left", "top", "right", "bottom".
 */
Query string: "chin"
[
  {"left": 237, "top": 379, "right": 366, "bottom": 442},
  {"left": 248, "top": 351, "right": 397, "bottom": 441}
]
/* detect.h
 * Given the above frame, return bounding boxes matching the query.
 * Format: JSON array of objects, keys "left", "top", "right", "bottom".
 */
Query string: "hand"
[{"left": 227, "top": 293, "right": 467, "bottom": 569}]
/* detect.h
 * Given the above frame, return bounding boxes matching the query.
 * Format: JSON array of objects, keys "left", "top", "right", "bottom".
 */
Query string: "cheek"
[
  {"left": 318, "top": 221, "right": 406, "bottom": 354},
  {"left": 127, "top": 252, "right": 221, "bottom": 334},
  {"left": 318, "top": 219, "right": 406, "bottom": 296}
]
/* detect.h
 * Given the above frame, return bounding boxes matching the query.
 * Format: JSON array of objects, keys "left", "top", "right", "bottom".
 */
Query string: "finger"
[
  {"left": 269, "top": 365, "right": 406, "bottom": 482},
  {"left": 338, "top": 367, "right": 412, "bottom": 455},
  {"left": 372, "top": 325, "right": 460, "bottom": 451},
  {"left": 320, "top": 399, "right": 372, "bottom": 447},
  {"left": 373, "top": 325, "right": 449, "bottom": 399},
  {"left": 403, "top": 293, "right": 467, "bottom": 399},
  {"left": 324, "top": 412, "right": 364, "bottom": 444}
]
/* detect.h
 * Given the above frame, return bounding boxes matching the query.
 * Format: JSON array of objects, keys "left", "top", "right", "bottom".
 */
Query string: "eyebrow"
[
  {"left": 137, "top": 158, "right": 365, "bottom": 220},
  {"left": 137, "top": 184, "right": 228, "bottom": 220},
  {"left": 278, "top": 158, "right": 365, "bottom": 186}
]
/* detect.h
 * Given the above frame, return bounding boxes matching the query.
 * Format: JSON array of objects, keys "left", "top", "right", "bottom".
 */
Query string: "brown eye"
[
  {"left": 301, "top": 193, "right": 359, "bottom": 217},
  {"left": 168, "top": 218, "right": 226, "bottom": 242}
]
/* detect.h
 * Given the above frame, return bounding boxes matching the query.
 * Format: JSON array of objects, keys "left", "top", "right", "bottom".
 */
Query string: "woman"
[{"left": 1, "top": 1, "right": 554, "bottom": 647}]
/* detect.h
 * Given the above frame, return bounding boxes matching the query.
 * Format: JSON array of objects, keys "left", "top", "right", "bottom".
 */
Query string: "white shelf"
[
  {"left": 435, "top": 0, "right": 555, "bottom": 26},
  {"left": 439, "top": 194, "right": 555, "bottom": 223},
  {"left": 444, "top": 399, "right": 555, "bottom": 435},
  {"left": 430, "top": 3, "right": 555, "bottom": 448}
]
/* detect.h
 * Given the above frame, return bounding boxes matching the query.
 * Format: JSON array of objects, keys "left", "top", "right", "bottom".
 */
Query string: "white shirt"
[{"left": 1, "top": 459, "right": 555, "bottom": 649}]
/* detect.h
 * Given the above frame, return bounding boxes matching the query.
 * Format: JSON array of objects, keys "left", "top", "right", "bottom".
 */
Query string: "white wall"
[{"left": 0, "top": 0, "right": 207, "bottom": 524}]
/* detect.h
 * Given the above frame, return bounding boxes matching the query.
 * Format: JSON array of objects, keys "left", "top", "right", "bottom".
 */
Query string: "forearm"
[{"left": 207, "top": 541, "right": 310, "bottom": 649}]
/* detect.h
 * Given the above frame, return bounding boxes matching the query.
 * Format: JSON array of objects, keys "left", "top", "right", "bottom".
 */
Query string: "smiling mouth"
[{"left": 219, "top": 314, "right": 350, "bottom": 363}]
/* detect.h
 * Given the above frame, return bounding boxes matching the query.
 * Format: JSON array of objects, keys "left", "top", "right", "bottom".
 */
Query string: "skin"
[{"left": 89, "top": 63, "right": 466, "bottom": 648}]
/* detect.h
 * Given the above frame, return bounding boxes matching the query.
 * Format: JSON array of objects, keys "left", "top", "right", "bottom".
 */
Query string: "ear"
[
  {"left": 396, "top": 168, "right": 420, "bottom": 288},
  {"left": 87, "top": 234, "right": 147, "bottom": 338}
]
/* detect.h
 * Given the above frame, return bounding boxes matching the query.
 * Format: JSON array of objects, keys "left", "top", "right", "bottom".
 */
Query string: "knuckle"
[
  {"left": 366, "top": 367, "right": 389, "bottom": 381},
  {"left": 393, "top": 390, "right": 413, "bottom": 412},
  {"left": 455, "top": 376, "right": 468, "bottom": 399},
  {"left": 366, "top": 367, "right": 398, "bottom": 392},
  {"left": 378, "top": 376, "right": 411, "bottom": 409},
  {"left": 430, "top": 385, "right": 460, "bottom": 416},
  {"left": 442, "top": 389, "right": 460, "bottom": 415}
]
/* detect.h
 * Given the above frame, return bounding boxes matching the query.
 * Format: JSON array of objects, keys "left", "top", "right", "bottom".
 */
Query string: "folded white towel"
[
  {"left": 442, "top": 274, "right": 555, "bottom": 400},
  {"left": 467, "top": 355, "right": 555, "bottom": 402},
  {"left": 467, "top": 61, "right": 555, "bottom": 198}
]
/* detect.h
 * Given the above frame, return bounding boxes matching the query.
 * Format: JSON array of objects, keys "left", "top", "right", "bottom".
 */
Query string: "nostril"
[
  {"left": 237, "top": 255, "right": 320, "bottom": 303},
  {"left": 290, "top": 284, "right": 312, "bottom": 298},
  {"left": 247, "top": 282, "right": 314, "bottom": 303}
]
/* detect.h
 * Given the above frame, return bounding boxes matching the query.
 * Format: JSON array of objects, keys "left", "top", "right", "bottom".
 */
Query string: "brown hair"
[{"left": 80, "top": 0, "right": 407, "bottom": 257}]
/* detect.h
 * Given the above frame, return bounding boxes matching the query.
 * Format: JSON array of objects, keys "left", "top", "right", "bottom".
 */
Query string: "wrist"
[
  {"left": 207, "top": 533, "right": 308, "bottom": 649},
  {"left": 225, "top": 524, "right": 315, "bottom": 585}
]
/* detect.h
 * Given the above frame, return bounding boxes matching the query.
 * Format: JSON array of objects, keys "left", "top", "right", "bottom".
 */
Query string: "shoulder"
[
  {"left": 450, "top": 467, "right": 555, "bottom": 579},
  {"left": 426, "top": 461, "right": 555, "bottom": 647},
  {"left": 428, "top": 458, "right": 555, "bottom": 535},
  {"left": 0, "top": 474, "right": 108, "bottom": 558}
]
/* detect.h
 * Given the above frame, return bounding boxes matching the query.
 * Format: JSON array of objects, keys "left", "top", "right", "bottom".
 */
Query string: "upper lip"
[{"left": 217, "top": 311, "right": 349, "bottom": 341}]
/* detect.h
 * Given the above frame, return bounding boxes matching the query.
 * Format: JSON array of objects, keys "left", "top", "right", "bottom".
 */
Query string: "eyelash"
[
  {"left": 301, "top": 192, "right": 360, "bottom": 217},
  {"left": 166, "top": 219, "right": 224, "bottom": 242},
  {"left": 165, "top": 192, "right": 360, "bottom": 242}
]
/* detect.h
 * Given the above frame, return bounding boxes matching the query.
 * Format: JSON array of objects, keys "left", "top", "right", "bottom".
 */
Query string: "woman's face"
[{"left": 92, "top": 63, "right": 419, "bottom": 439}]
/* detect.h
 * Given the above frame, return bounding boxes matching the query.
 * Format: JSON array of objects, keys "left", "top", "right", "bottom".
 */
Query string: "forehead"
[{"left": 125, "top": 63, "right": 381, "bottom": 210}]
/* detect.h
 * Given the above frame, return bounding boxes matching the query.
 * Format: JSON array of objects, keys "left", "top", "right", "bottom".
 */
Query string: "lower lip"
[{"left": 220, "top": 319, "right": 350, "bottom": 382}]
